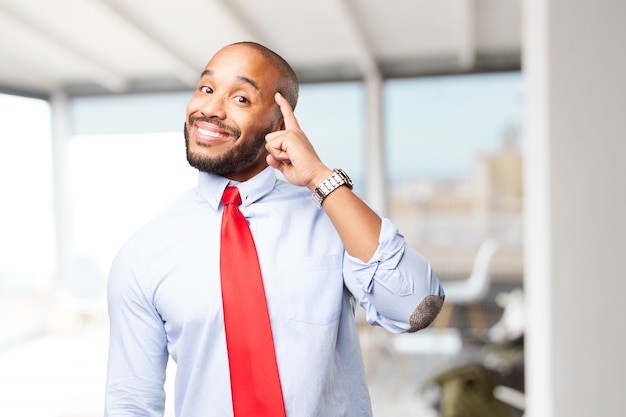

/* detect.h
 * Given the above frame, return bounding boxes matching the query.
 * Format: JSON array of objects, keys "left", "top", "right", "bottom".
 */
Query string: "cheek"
[
  {"left": 245, "top": 107, "right": 280, "bottom": 131},
  {"left": 185, "top": 97, "right": 200, "bottom": 117}
]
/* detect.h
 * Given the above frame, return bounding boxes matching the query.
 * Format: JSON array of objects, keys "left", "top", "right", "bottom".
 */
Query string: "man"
[{"left": 105, "top": 41, "right": 444, "bottom": 417}]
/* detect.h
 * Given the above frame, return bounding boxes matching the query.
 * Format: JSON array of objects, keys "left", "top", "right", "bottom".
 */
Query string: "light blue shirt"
[{"left": 105, "top": 167, "right": 443, "bottom": 417}]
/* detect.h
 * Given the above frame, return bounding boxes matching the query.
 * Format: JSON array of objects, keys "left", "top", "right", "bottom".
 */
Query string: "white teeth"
[{"left": 197, "top": 127, "right": 226, "bottom": 138}]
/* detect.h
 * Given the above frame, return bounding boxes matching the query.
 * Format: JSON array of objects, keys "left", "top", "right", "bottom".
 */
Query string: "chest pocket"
[{"left": 283, "top": 254, "right": 344, "bottom": 325}]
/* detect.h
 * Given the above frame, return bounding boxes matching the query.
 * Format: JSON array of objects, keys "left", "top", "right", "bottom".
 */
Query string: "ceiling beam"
[
  {"left": 333, "top": 0, "right": 380, "bottom": 78},
  {"left": 0, "top": 3, "right": 128, "bottom": 93},
  {"left": 212, "top": 0, "right": 268, "bottom": 43},
  {"left": 458, "top": 0, "right": 477, "bottom": 69},
  {"left": 97, "top": 0, "right": 199, "bottom": 88}
]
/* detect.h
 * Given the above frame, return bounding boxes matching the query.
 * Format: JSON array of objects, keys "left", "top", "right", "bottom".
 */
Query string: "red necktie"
[{"left": 220, "top": 186, "right": 286, "bottom": 417}]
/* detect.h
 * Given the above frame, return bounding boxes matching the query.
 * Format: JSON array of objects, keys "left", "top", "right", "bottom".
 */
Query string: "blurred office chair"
[{"left": 437, "top": 238, "right": 500, "bottom": 335}]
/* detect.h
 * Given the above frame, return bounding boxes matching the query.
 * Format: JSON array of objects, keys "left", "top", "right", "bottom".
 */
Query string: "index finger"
[{"left": 275, "top": 92, "right": 301, "bottom": 130}]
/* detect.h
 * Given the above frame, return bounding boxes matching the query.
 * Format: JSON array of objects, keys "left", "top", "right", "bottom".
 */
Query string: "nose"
[{"left": 193, "top": 93, "right": 227, "bottom": 120}]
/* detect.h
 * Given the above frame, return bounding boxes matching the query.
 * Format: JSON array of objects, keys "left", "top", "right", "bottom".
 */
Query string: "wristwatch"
[{"left": 312, "top": 168, "right": 354, "bottom": 205}]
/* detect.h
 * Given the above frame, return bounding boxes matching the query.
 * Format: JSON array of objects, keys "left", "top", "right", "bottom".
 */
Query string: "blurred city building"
[{"left": 390, "top": 127, "right": 524, "bottom": 284}]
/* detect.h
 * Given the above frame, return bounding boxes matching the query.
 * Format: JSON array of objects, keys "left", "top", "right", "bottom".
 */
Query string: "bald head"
[{"left": 226, "top": 41, "right": 299, "bottom": 111}]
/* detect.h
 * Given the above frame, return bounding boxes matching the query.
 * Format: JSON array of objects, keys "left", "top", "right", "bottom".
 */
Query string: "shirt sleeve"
[
  {"left": 105, "top": 242, "right": 169, "bottom": 417},
  {"left": 342, "top": 218, "right": 445, "bottom": 333}
]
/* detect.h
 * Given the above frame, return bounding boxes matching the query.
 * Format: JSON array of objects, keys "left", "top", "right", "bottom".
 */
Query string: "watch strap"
[{"left": 312, "top": 169, "right": 353, "bottom": 205}]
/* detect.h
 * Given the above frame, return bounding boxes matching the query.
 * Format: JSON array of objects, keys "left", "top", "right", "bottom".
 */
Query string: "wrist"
[{"left": 307, "top": 167, "right": 334, "bottom": 192}]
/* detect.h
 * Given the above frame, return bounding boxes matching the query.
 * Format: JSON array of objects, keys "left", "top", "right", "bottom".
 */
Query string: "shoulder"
[
  {"left": 131, "top": 187, "right": 209, "bottom": 239},
  {"left": 110, "top": 186, "right": 210, "bottom": 275}
]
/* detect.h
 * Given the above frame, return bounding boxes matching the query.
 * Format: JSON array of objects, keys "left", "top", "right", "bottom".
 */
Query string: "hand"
[{"left": 265, "top": 93, "right": 332, "bottom": 190}]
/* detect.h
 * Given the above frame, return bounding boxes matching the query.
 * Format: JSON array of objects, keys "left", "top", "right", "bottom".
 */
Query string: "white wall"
[{"left": 524, "top": 0, "right": 626, "bottom": 416}]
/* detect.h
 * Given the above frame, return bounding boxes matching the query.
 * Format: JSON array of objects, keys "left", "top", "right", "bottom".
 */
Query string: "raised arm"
[
  {"left": 265, "top": 93, "right": 444, "bottom": 333},
  {"left": 265, "top": 92, "right": 381, "bottom": 262}
]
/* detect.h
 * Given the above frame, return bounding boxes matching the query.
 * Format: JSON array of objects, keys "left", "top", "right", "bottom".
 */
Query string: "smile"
[
  {"left": 194, "top": 123, "right": 234, "bottom": 143},
  {"left": 198, "top": 126, "right": 229, "bottom": 138}
]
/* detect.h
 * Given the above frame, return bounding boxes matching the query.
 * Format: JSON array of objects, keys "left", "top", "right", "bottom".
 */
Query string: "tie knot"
[{"left": 222, "top": 186, "right": 242, "bottom": 206}]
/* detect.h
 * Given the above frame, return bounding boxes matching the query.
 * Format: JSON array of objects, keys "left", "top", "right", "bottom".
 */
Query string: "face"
[{"left": 184, "top": 45, "right": 283, "bottom": 181}]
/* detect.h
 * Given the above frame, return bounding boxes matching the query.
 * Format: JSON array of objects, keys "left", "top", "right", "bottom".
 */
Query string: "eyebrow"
[{"left": 200, "top": 69, "right": 259, "bottom": 90}]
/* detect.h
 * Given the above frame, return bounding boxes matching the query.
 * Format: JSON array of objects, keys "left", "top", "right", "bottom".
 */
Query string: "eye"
[
  {"left": 234, "top": 96, "right": 249, "bottom": 104},
  {"left": 199, "top": 86, "right": 213, "bottom": 94}
]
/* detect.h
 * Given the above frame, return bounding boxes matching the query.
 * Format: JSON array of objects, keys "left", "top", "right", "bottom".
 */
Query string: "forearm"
[{"left": 319, "top": 184, "right": 381, "bottom": 263}]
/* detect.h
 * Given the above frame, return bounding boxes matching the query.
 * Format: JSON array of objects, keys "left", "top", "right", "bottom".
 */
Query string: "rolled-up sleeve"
[{"left": 343, "top": 218, "right": 445, "bottom": 333}]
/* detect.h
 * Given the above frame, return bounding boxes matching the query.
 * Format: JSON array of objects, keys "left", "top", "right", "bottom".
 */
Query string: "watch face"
[{"left": 336, "top": 169, "right": 354, "bottom": 189}]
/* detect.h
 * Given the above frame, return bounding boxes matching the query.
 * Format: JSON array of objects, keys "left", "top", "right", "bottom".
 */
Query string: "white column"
[
  {"left": 524, "top": 1, "right": 626, "bottom": 416},
  {"left": 364, "top": 71, "right": 387, "bottom": 217},
  {"left": 50, "top": 90, "right": 74, "bottom": 282}
]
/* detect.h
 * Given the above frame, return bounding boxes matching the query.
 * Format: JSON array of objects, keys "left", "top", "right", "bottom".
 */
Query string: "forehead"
[{"left": 203, "top": 45, "right": 278, "bottom": 90}]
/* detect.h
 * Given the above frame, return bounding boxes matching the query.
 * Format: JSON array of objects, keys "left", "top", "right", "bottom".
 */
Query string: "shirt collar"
[{"left": 197, "top": 166, "right": 278, "bottom": 211}]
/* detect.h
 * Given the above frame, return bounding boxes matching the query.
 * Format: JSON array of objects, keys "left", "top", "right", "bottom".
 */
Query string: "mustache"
[{"left": 187, "top": 115, "right": 241, "bottom": 139}]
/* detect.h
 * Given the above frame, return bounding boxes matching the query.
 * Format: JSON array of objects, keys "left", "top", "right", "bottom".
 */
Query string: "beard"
[{"left": 184, "top": 117, "right": 276, "bottom": 176}]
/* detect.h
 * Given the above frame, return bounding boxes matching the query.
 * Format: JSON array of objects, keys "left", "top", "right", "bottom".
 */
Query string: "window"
[
  {"left": 66, "top": 84, "right": 366, "bottom": 274},
  {"left": 0, "top": 93, "right": 54, "bottom": 347},
  {"left": 384, "top": 72, "right": 524, "bottom": 281}
]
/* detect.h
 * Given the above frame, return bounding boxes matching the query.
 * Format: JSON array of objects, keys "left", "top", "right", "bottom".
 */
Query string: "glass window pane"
[
  {"left": 0, "top": 93, "right": 54, "bottom": 347},
  {"left": 297, "top": 82, "right": 366, "bottom": 195},
  {"left": 384, "top": 72, "right": 524, "bottom": 281},
  {"left": 66, "top": 82, "right": 365, "bottom": 272}
]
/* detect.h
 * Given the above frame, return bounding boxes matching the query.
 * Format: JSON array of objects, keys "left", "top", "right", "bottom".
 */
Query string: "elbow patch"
[{"left": 408, "top": 294, "right": 445, "bottom": 333}]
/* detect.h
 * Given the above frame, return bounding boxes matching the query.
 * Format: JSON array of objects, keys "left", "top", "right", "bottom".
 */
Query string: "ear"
[
  {"left": 272, "top": 108, "right": 285, "bottom": 131},
  {"left": 270, "top": 116, "right": 285, "bottom": 131}
]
